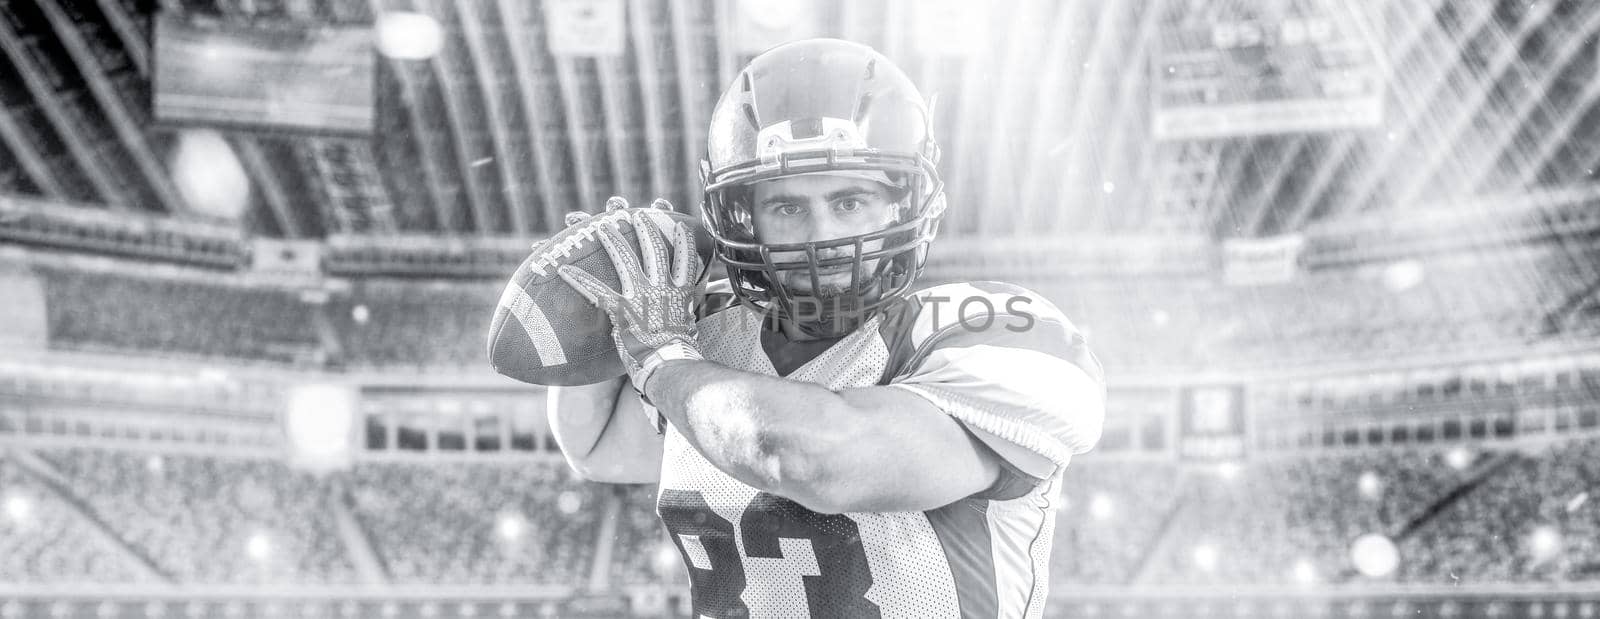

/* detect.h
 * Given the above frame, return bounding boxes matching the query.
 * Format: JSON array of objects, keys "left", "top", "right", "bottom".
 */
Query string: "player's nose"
[{"left": 807, "top": 210, "right": 851, "bottom": 243}]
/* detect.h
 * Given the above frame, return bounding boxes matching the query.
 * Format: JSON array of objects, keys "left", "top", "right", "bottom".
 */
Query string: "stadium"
[{"left": 0, "top": 0, "right": 1597, "bottom": 616}]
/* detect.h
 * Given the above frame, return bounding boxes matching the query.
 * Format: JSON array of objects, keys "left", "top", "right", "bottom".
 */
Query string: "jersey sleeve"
[{"left": 883, "top": 281, "right": 1106, "bottom": 482}]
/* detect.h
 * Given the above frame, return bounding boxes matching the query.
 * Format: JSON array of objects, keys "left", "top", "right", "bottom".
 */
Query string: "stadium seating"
[
  {"left": 4, "top": 440, "right": 1600, "bottom": 590},
  {"left": 1053, "top": 460, "right": 1185, "bottom": 585},
  {"left": 0, "top": 459, "right": 153, "bottom": 583},
  {"left": 1401, "top": 441, "right": 1600, "bottom": 583},
  {"left": 36, "top": 267, "right": 322, "bottom": 363},
  {"left": 346, "top": 460, "right": 602, "bottom": 585},
  {"left": 608, "top": 484, "right": 675, "bottom": 586},
  {"left": 326, "top": 280, "right": 499, "bottom": 369},
  {"left": 38, "top": 449, "right": 357, "bottom": 584},
  {"left": 1142, "top": 450, "right": 1479, "bottom": 586},
  {"left": 27, "top": 238, "right": 1600, "bottom": 374}
]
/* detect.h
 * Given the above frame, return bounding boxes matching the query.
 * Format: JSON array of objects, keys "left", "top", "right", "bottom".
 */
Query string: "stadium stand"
[
  {"left": 0, "top": 458, "right": 152, "bottom": 584},
  {"left": 1053, "top": 460, "right": 1184, "bottom": 585},
  {"left": 24, "top": 234, "right": 1600, "bottom": 375},
  {"left": 607, "top": 484, "right": 680, "bottom": 587},
  {"left": 346, "top": 460, "right": 601, "bottom": 585},
  {"left": 1401, "top": 441, "right": 1600, "bottom": 583},
  {"left": 327, "top": 279, "right": 499, "bottom": 369},
  {"left": 35, "top": 266, "right": 322, "bottom": 363},
  {"left": 1143, "top": 450, "right": 1482, "bottom": 586},
  {"left": 0, "top": 439, "right": 1598, "bottom": 594},
  {"left": 36, "top": 448, "right": 357, "bottom": 584}
]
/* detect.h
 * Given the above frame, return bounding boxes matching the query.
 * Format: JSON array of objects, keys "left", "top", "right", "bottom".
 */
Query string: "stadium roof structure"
[{"left": 0, "top": 0, "right": 1596, "bottom": 244}]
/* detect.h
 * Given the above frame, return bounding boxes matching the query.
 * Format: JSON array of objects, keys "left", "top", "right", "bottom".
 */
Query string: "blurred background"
[{"left": 0, "top": 0, "right": 1597, "bottom": 616}]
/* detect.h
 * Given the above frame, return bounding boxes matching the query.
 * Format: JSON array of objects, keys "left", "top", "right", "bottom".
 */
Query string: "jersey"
[{"left": 651, "top": 281, "right": 1106, "bottom": 619}]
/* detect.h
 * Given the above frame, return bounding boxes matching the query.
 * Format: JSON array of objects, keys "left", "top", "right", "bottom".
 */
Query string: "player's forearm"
[{"left": 643, "top": 359, "right": 850, "bottom": 501}]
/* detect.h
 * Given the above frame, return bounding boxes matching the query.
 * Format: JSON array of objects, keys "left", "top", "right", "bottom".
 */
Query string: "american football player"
[{"left": 549, "top": 39, "right": 1105, "bottom": 618}]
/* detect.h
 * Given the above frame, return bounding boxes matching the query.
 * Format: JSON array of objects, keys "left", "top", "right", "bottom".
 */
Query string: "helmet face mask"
[{"left": 700, "top": 39, "right": 946, "bottom": 338}]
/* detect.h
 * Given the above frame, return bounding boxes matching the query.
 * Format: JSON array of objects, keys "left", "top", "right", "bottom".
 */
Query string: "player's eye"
[
  {"left": 837, "top": 198, "right": 865, "bottom": 213},
  {"left": 775, "top": 203, "right": 804, "bottom": 216}
]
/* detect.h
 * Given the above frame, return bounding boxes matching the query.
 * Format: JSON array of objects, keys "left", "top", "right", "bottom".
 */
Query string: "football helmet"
[{"left": 700, "top": 39, "right": 946, "bottom": 338}]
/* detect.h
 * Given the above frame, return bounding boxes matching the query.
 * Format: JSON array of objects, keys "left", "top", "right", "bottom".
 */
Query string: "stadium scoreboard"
[
  {"left": 1151, "top": 0, "right": 1385, "bottom": 140},
  {"left": 153, "top": 13, "right": 374, "bottom": 135}
]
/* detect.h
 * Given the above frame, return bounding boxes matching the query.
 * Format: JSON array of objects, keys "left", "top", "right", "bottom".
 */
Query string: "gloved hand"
[{"left": 558, "top": 197, "right": 705, "bottom": 397}]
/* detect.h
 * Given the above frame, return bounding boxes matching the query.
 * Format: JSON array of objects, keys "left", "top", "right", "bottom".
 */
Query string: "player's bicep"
[
  {"left": 582, "top": 392, "right": 663, "bottom": 484},
  {"left": 547, "top": 378, "right": 662, "bottom": 484}
]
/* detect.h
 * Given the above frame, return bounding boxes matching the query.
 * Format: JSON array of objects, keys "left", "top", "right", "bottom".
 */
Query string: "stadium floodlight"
[
  {"left": 1216, "top": 461, "right": 1242, "bottom": 481},
  {"left": 3, "top": 492, "right": 31, "bottom": 525},
  {"left": 1089, "top": 493, "right": 1115, "bottom": 521},
  {"left": 653, "top": 542, "right": 682, "bottom": 578},
  {"left": 170, "top": 129, "right": 250, "bottom": 220},
  {"left": 1357, "top": 471, "right": 1382, "bottom": 500},
  {"left": 246, "top": 532, "right": 272, "bottom": 561},
  {"left": 495, "top": 510, "right": 528, "bottom": 543},
  {"left": 739, "top": 0, "right": 808, "bottom": 31},
  {"left": 1445, "top": 447, "right": 1473, "bottom": 471},
  {"left": 557, "top": 490, "right": 583, "bottom": 515},
  {"left": 1293, "top": 559, "right": 1318, "bottom": 585},
  {"left": 1382, "top": 260, "right": 1426, "bottom": 293},
  {"left": 376, "top": 12, "right": 444, "bottom": 61},
  {"left": 1192, "top": 543, "right": 1220, "bottom": 573},
  {"left": 1350, "top": 533, "right": 1400, "bottom": 578},
  {"left": 352, "top": 304, "right": 370, "bottom": 325},
  {"left": 145, "top": 455, "right": 165, "bottom": 475},
  {"left": 196, "top": 368, "right": 230, "bottom": 383},
  {"left": 1529, "top": 525, "right": 1563, "bottom": 563}
]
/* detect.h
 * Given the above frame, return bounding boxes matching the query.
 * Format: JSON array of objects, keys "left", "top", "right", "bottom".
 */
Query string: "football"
[{"left": 487, "top": 206, "right": 717, "bottom": 386}]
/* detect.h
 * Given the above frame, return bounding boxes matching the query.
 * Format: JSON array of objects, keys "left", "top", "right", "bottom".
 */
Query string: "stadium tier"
[
  {"left": 0, "top": 458, "right": 151, "bottom": 584},
  {"left": 2, "top": 443, "right": 1598, "bottom": 589},
  {"left": 19, "top": 234, "right": 1600, "bottom": 373},
  {"left": 34, "top": 266, "right": 323, "bottom": 364},
  {"left": 35, "top": 449, "right": 357, "bottom": 585},
  {"left": 347, "top": 461, "right": 603, "bottom": 586}
]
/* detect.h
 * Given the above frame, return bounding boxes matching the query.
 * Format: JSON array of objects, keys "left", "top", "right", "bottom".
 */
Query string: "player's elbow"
[
  {"left": 561, "top": 456, "right": 612, "bottom": 483},
  {"left": 558, "top": 451, "right": 615, "bottom": 483}
]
